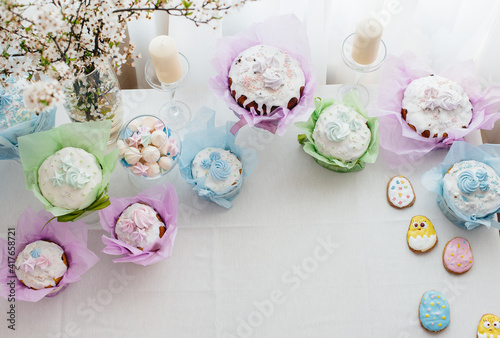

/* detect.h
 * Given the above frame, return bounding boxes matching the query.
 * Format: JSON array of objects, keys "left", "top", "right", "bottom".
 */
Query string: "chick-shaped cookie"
[
  {"left": 477, "top": 314, "right": 500, "bottom": 338},
  {"left": 407, "top": 215, "right": 438, "bottom": 253}
]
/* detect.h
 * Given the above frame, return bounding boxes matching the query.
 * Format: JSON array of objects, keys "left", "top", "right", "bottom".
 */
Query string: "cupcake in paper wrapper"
[
  {"left": 0, "top": 208, "right": 99, "bottom": 302},
  {"left": 18, "top": 120, "right": 118, "bottom": 222},
  {"left": 295, "top": 91, "right": 379, "bottom": 173},
  {"left": 179, "top": 106, "right": 257, "bottom": 209},
  {"left": 209, "top": 14, "right": 316, "bottom": 136},
  {"left": 0, "top": 76, "right": 56, "bottom": 160},
  {"left": 98, "top": 183, "right": 178, "bottom": 266},
  {"left": 374, "top": 52, "right": 500, "bottom": 168},
  {"left": 421, "top": 141, "right": 500, "bottom": 230}
]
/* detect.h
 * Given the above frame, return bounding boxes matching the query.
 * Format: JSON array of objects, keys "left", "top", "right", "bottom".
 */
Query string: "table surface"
[{"left": 0, "top": 85, "right": 499, "bottom": 338}]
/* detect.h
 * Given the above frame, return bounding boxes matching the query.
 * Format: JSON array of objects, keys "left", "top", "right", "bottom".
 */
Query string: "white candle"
[
  {"left": 148, "top": 35, "right": 183, "bottom": 84},
  {"left": 351, "top": 17, "right": 383, "bottom": 65}
]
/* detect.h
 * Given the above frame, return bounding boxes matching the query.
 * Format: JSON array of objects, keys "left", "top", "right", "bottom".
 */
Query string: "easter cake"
[
  {"left": 228, "top": 44, "right": 305, "bottom": 116},
  {"left": 38, "top": 147, "right": 103, "bottom": 210},
  {"left": 401, "top": 75, "right": 472, "bottom": 138},
  {"left": 15, "top": 240, "right": 68, "bottom": 290},
  {"left": 312, "top": 102, "right": 371, "bottom": 162},
  {"left": 191, "top": 147, "right": 242, "bottom": 194},
  {"left": 115, "top": 203, "right": 166, "bottom": 251},
  {"left": 442, "top": 160, "right": 500, "bottom": 219}
]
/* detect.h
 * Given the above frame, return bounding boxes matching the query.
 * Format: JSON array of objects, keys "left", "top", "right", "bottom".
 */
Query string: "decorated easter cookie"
[
  {"left": 477, "top": 314, "right": 500, "bottom": 338},
  {"left": 419, "top": 290, "right": 450, "bottom": 332},
  {"left": 387, "top": 175, "right": 415, "bottom": 209},
  {"left": 443, "top": 237, "right": 473, "bottom": 274},
  {"left": 407, "top": 216, "right": 438, "bottom": 253}
]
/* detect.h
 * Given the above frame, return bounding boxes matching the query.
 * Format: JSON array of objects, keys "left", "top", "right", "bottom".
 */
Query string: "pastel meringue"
[
  {"left": 146, "top": 162, "right": 161, "bottom": 178},
  {"left": 158, "top": 156, "right": 173, "bottom": 171},
  {"left": 151, "top": 130, "right": 167, "bottom": 147},
  {"left": 116, "top": 140, "right": 128, "bottom": 156},
  {"left": 141, "top": 146, "right": 161, "bottom": 163},
  {"left": 142, "top": 116, "right": 157, "bottom": 131},
  {"left": 124, "top": 147, "right": 142, "bottom": 165}
]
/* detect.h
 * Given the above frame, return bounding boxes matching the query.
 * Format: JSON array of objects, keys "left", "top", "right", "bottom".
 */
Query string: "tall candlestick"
[
  {"left": 148, "top": 35, "right": 183, "bottom": 84},
  {"left": 351, "top": 17, "right": 383, "bottom": 65}
]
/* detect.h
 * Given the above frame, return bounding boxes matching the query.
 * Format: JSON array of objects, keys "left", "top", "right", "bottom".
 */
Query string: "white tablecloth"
[{"left": 0, "top": 85, "right": 498, "bottom": 337}]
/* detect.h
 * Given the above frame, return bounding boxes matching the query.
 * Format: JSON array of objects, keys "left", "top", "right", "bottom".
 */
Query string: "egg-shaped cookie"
[
  {"left": 419, "top": 290, "right": 450, "bottom": 332},
  {"left": 477, "top": 314, "right": 500, "bottom": 338},
  {"left": 407, "top": 216, "right": 438, "bottom": 253},
  {"left": 443, "top": 237, "right": 473, "bottom": 274},
  {"left": 387, "top": 175, "right": 415, "bottom": 209}
]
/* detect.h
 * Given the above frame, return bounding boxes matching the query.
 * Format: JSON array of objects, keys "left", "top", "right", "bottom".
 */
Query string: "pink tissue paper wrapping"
[
  {"left": 98, "top": 183, "right": 178, "bottom": 266},
  {"left": 209, "top": 14, "right": 316, "bottom": 135},
  {"left": 374, "top": 51, "right": 500, "bottom": 167},
  {"left": 0, "top": 208, "right": 99, "bottom": 302}
]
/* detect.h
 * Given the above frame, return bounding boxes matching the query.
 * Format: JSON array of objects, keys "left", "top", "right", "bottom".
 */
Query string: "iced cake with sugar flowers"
[
  {"left": 228, "top": 44, "right": 305, "bottom": 116},
  {"left": 401, "top": 75, "right": 472, "bottom": 138},
  {"left": 15, "top": 240, "right": 68, "bottom": 290},
  {"left": 38, "top": 147, "right": 103, "bottom": 210},
  {"left": 191, "top": 147, "right": 242, "bottom": 194},
  {"left": 312, "top": 102, "right": 371, "bottom": 162},
  {"left": 115, "top": 203, "right": 166, "bottom": 250},
  {"left": 443, "top": 160, "right": 500, "bottom": 219}
]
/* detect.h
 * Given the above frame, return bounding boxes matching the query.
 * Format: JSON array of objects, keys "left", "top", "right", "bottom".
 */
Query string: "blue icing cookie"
[{"left": 419, "top": 290, "right": 450, "bottom": 332}]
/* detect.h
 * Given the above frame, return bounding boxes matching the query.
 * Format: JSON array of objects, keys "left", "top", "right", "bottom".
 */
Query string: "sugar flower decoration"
[
  {"left": 35, "top": 255, "right": 51, "bottom": 269},
  {"left": 21, "top": 256, "right": 37, "bottom": 273}
]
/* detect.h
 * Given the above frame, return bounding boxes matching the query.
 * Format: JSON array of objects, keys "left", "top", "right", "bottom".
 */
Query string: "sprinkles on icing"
[
  {"left": 442, "top": 237, "right": 473, "bottom": 274},
  {"left": 387, "top": 175, "right": 415, "bottom": 209},
  {"left": 419, "top": 290, "right": 450, "bottom": 332}
]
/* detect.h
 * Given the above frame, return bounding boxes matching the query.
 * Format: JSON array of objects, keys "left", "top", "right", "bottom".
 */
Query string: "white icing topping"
[
  {"left": 443, "top": 160, "right": 500, "bottom": 218},
  {"left": 191, "top": 147, "right": 242, "bottom": 194},
  {"left": 408, "top": 234, "right": 437, "bottom": 251},
  {"left": 312, "top": 103, "right": 371, "bottom": 162},
  {"left": 387, "top": 176, "right": 415, "bottom": 208},
  {"left": 228, "top": 44, "right": 305, "bottom": 115},
  {"left": 15, "top": 241, "right": 67, "bottom": 290},
  {"left": 115, "top": 203, "right": 165, "bottom": 249},
  {"left": 38, "top": 147, "right": 102, "bottom": 210},
  {"left": 402, "top": 75, "right": 473, "bottom": 138}
]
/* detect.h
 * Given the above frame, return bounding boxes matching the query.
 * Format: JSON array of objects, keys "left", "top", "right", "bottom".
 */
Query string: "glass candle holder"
[{"left": 338, "top": 33, "right": 387, "bottom": 106}]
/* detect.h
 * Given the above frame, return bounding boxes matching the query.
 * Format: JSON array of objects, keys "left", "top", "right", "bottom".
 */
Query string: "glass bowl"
[{"left": 117, "top": 114, "right": 181, "bottom": 189}]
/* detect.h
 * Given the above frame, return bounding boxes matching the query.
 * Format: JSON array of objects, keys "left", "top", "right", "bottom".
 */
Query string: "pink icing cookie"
[{"left": 442, "top": 237, "right": 473, "bottom": 274}]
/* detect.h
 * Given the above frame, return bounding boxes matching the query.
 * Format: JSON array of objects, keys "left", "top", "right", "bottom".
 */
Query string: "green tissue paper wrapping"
[
  {"left": 18, "top": 120, "right": 118, "bottom": 222},
  {"left": 295, "top": 91, "right": 379, "bottom": 173}
]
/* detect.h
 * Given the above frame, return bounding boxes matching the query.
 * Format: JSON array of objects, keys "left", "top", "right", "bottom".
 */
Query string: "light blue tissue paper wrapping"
[
  {"left": 179, "top": 106, "right": 258, "bottom": 209},
  {"left": 421, "top": 141, "right": 500, "bottom": 230},
  {"left": 0, "top": 106, "right": 57, "bottom": 160}
]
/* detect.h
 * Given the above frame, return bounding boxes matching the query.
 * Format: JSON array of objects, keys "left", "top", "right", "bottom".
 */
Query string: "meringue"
[
  {"left": 158, "top": 156, "right": 173, "bottom": 171},
  {"left": 151, "top": 130, "right": 167, "bottom": 147},
  {"left": 124, "top": 147, "right": 142, "bottom": 165},
  {"left": 141, "top": 146, "right": 160, "bottom": 163},
  {"left": 146, "top": 162, "right": 161, "bottom": 178}
]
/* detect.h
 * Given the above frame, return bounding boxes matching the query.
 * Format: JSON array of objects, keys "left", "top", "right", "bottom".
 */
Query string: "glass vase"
[{"left": 64, "top": 66, "right": 123, "bottom": 144}]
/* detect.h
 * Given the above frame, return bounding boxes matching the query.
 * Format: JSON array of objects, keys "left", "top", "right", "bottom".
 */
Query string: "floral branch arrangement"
[{"left": 0, "top": 0, "right": 255, "bottom": 115}]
